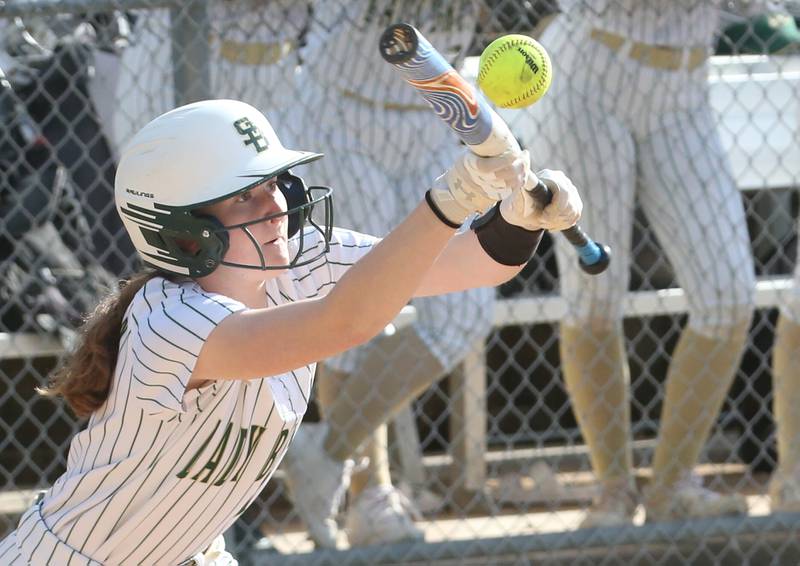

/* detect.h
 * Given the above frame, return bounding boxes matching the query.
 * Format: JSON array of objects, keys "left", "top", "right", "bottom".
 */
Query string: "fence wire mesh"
[{"left": 2, "top": 1, "right": 800, "bottom": 564}]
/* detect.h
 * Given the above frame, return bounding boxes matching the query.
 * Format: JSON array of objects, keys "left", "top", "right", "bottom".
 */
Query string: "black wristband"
[
  {"left": 470, "top": 203, "right": 544, "bottom": 266},
  {"left": 424, "top": 190, "right": 462, "bottom": 229}
]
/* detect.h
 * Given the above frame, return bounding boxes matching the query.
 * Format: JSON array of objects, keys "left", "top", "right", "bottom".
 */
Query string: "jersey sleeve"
[
  {"left": 325, "top": 227, "right": 381, "bottom": 280},
  {"left": 125, "top": 278, "right": 246, "bottom": 416},
  {"left": 286, "top": 227, "right": 380, "bottom": 301}
]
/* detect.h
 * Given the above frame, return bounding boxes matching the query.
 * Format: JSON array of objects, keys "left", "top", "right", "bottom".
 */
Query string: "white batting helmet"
[{"left": 115, "top": 99, "right": 332, "bottom": 276}]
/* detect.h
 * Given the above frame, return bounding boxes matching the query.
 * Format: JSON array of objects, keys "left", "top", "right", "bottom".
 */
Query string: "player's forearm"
[
  {"left": 324, "top": 200, "right": 454, "bottom": 340},
  {"left": 194, "top": 203, "right": 453, "bottom": 383},
  {"left": 415, "top": 230, "right": 523, "bottom": 297}
]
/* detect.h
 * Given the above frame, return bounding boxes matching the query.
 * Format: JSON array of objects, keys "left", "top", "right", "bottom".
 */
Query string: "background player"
[
  {"left": 113, "top": 0, "right": 307, "bottom": 152},
  {"left": 284, "top": 0, "right": 495, "bottom": 547},
  {"left": 772, "top": 283, "right": 800, "bottom": 511},
  {"left": 0, "top": 98, "right": 582, "bottom": 564},
  {"left": 518, "top": 0, "right": 761, "bottom": 526}
]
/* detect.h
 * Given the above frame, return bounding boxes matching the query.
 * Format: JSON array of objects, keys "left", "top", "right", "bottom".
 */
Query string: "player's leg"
[
  {"left": 314, "top": 107, "right": 494, "bottom": 533},
  {"left": 316, "top": 369, "right": 391, "bottom": 497},
  {"left": 341, "top": 428, "right": 422, "bottom": 546},
  {"left": 554, "top": 126, "right": 638, "bottom": 526},
  {"left": 320, "top": 125, "right": 493, "bottom": 464},
  {"left": 315, "top": 363, "right": 423, "bottom": 546},
  {"left": 769, "top": 264, "right": 800, "bottom": 511},
  {"left": 316, "top": 289, "right": 493, "bottom": 536},
  {"left": 638, "top": 103, "right": 755, "bottom": 521},
  {"left": 320, "top": 323, "right": 448, "bottom": 454},
  {"left": 519, "top": 12, "right": 646, "bottom": 527}
]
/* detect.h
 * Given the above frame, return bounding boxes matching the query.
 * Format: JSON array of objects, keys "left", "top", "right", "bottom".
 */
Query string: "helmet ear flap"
[
  {"left": 278, "top": 171, "right": 310, "bottom": 238},
  {"left": 193, "top": 213, "right": 229, "bottom": 248},
  {"left": 189, "top": 214, "right": 229, "bottom": 276},
  {"left": 159, "top": 213, "right": 229, "bottom": 277}
]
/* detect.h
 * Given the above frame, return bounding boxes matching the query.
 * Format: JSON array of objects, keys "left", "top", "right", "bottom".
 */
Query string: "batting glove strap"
[
  {"left": 427, "top": 150, "right": 530, "bottom": 227},
  {"left": 426, "top": 185, "right": 473, "bottom": 228},
  {"left": 471, "top": 203, "right": 544, "bottom": 266}
]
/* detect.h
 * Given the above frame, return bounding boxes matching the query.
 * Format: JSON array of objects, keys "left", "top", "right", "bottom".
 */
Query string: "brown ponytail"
[{"left": 39, "top": 270, "right": 162, "bottom": 418}]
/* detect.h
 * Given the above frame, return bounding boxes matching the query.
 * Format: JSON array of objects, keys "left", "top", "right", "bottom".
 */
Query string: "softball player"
[
  {"left": 0, "top": 99, "right": 582, "bottom": 564},
  {"left": 772, "top": 255, "right": 800, "bottom": 511},
  {"left": 518, "top": 0, "right": 766, "bottom": 526},
  {"left": 770, "top": 8, "right": 800, "bottom": 505},
  {"left": 113, "top": 0, "right": 306, "bottom": 154},
  {"left": 286, "top": 0, "right": 493, "bottom": 547}
]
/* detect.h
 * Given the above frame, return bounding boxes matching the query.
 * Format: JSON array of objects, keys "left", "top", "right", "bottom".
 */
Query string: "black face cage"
[
  {"left": 213, "top": 172, "right": 334, "bottom": 272},
  {"left": 130, "top": 172, "right": 333, "bottom": 277}
]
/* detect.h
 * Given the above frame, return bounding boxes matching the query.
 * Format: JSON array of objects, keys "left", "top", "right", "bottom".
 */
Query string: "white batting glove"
[
  {"left": 188, "top": 535, "right": 237, "bottom": 565},
  {"left": 428, "top": 150, "right": 528, "bottom": 227},
  {"left": 500, "top": 155, "right": 583, "bottom": 232}
]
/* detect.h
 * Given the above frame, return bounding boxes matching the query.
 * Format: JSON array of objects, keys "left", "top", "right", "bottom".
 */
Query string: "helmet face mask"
[
  {"left": 122, "top": 172, "right": 333, "bottom": 277},
  {"left": 115, "top": 100, "right": 333, "bottom": 277},
  {"left": 213, "top": 173, "right": 334, "bottom": 274}
]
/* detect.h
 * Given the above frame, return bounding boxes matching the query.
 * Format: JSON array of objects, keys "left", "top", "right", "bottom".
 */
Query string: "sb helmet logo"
[{"left": 233, "top": 117, "right": 268, "bottom": 153}]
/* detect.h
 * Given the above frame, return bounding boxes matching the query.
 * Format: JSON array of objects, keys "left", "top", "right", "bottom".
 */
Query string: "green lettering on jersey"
[
  {"left": 176, "top": 421, "right": 221, "bottom": 478},
  {"left": 193, "top": 421, "right": 234, "bottom": 483},
  {"left": 212, "top": 426, "right": 249, "bottom": 486},
  {"left": 255, "top": 428, "right": 290, "bottom": 481},
  {"left": 231, "top": 424, "right": 267, "bottom": 481},
  {"left": 177, "top": 421, "right": 275, "bottom": 484}
]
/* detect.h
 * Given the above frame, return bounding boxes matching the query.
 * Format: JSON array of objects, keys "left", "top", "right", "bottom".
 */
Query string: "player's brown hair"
[{"left": 39, "top": 270, "right": 161, "bottom": 418}]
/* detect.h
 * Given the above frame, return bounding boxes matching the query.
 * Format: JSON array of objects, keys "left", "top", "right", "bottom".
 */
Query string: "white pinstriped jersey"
[
  {"left": 112, "top": 0, "right": 308, "bottom": 156},
  {"left": 562, "top": 0, "right": 722, "bottom": 46},
  {"left": 522, "top": 3, "right": 758, "bottom": 328},
  {"left": 6, "top": 227, "right": 377, "bottom": 565},
  {"left": 562, "top": 0, "right": 785, "bottom": 46},
  {"left": 303, "top": 0, "right": 479, "bottom": 104},
  {"left": 210, "top": 0, "right": 309, "bottom": 144}
]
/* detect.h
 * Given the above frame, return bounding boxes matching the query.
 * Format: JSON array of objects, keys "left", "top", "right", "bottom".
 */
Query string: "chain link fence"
[{"left": 2, "top": 0, "right": 800, "bottom": 564}]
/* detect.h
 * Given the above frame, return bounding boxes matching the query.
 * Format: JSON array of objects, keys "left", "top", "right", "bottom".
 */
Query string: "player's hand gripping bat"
[{"left": 379, "top": 23, "right": 610, "bottom": 275}]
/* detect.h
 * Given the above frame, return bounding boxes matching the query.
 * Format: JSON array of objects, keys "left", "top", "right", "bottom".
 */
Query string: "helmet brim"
[{"left": 194, "top": 149, "right": 324, "bottom": 208}]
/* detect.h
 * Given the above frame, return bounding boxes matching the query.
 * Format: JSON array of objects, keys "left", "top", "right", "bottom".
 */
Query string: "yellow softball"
[{"left": 477, "top": 34, "right": 552, "bottom": 109}]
